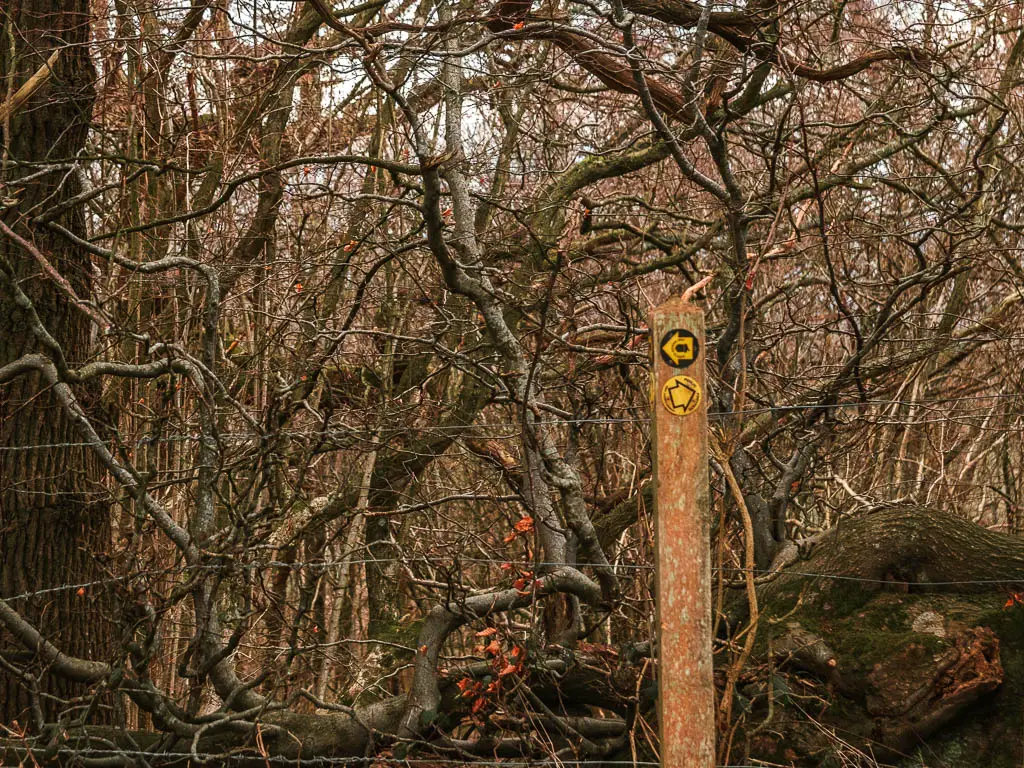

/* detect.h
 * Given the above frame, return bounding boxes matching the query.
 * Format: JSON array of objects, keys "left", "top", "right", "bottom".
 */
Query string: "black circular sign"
[{"left": 659, "top": 329, "right": 699, "bottom": 369}]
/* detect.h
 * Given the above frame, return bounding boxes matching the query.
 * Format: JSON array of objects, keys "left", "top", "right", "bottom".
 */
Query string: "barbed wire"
[{"left": 1, "top": 392, "right": 1021, "bottom": 453}]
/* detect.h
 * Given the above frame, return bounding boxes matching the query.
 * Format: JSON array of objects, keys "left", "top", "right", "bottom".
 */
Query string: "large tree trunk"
[{"left": 0, "top": 0, "right": 116, "bottom": 726}]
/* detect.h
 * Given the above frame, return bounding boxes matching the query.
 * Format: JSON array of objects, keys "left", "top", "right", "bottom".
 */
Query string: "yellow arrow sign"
[
  {"left": 661, "top": 375, "right": 702, "bottom": 416},
  {"left": 661, "top": 331, "right": 695, "bottom": 366}
]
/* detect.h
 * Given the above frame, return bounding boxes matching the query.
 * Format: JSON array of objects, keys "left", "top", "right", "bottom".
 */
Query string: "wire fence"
[
  {"left": 0, "top": 388, "right": 1018, "bottom": 614},
  {"left": 3, "top": 555, "right": 1022, "bottom": 605},
  {"left": 2, "top": 364, "right": 1020, "bottom": 766},
  {"left": 1, "top": 391, "right": 1022, "bottom": 453},
  {"left": 0, "top": 388, "right": 1019, "bottom": 600},
  {"left": 54, "top": 755, "right": 663, "bottom": 766},
  {"left": 30, "top": 751, "right": 775, "bottom": 768}
]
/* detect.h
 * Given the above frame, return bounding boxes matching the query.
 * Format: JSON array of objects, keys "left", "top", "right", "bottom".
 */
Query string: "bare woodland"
[{"left": 1, "top": 0, "right": 1024, "bottom": 764}]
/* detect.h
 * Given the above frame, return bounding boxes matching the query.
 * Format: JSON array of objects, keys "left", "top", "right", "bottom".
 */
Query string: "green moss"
[
  {"left": 373, "top": 615, "right": 423, "bottom": 653},
  {"left": 765, "top": 589, "right": 940, "bottom": 680},
  {"left": 753, "top": 587, "right": 1024, "bottom": 767}
]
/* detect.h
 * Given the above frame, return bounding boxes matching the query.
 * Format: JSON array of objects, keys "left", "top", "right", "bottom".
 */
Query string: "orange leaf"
[
  {"left": 513, "top": 516, "right": 534, "bottom": 533},
  {"left": 498, "top": 663, "right": 518, "bottom": 677},
  {"left": 484, "top": 639, "right": 501, "bottom": 656},
  {"left": 512, "top": 21, "right": 524, "bottom": 30},
  {"left": 75, "top": 587, "right": 86, "bottom": 597},
  {"left": 475, "top": 627, "right": 498, "bottom": 637},
  {"left": 419, "top": 645, "right": 429, "bottom": 654},
  {"left": 471, "top": 697, "right": 487, "bottom": 714}
]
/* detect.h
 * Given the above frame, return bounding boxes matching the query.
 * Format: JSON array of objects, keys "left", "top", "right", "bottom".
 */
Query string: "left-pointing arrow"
[{"left": 660, "top": 330, "right": 697, "bottom": 368}]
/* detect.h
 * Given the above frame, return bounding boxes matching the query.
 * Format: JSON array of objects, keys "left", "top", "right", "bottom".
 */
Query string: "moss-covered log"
[{"left": 733, "top": 505, "right": 1024, "bottom": 767}]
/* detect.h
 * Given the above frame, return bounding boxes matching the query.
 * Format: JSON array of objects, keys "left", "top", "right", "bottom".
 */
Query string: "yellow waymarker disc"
[
  {"left": 660, "top": 329, "right": 698, "bottom": 367},
  {"left": 661, "top": 375, "right": 701, "bottom": 416}
]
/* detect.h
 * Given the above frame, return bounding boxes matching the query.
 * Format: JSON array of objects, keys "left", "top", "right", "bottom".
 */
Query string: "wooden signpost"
[{"left": 650, "top": 298, "right": 714, "bottom": 767}]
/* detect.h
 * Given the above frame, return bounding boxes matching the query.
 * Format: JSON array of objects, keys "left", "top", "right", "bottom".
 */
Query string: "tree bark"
[
  {"left": 0, "top": 0, "right": 115, "bottom": 725},
  {"left": 771, "top": 505, "right": 1024, "bottom": 591},
  {"left": 735, "top": 504, "right": 1024, "bottom": 633}
]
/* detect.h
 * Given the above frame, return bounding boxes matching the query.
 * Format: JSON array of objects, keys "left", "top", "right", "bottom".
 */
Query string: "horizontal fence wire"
[
  {"left": 56, "top": 753, "right": 660, "bottom": 764},
  {"left": 0, "top": 387, "right": 1019, "bottom": 602},
  {"left": 3, "top": 558, "right": 1022, "bottom": 603},
  {"left": 2, "top": 389, "right": 1024, "bottom": 452},
  {"left": 40, "top": 751, "right": 772, "bottom": 767}
]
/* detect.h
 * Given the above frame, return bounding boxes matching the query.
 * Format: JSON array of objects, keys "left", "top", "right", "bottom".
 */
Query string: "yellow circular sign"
[{"left": 661, "top": 375, "right": 702, "bottom": 416}]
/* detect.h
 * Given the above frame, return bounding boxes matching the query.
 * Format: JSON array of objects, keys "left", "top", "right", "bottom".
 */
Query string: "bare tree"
[{"left": 1, "top": 0, "right": 1023, "bottom": 762}]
